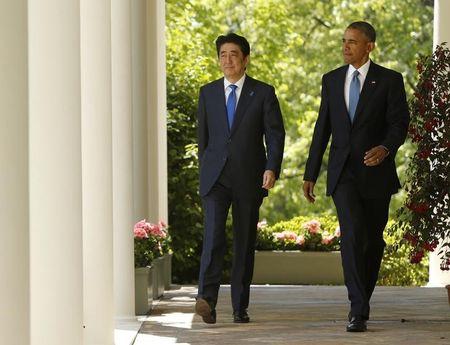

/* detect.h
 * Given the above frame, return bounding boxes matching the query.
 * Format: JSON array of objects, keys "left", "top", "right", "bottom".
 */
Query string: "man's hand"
[
  {"left": 364, "top": 145, "right": 389, "bottom": 166},
  {"left": 303, "top": 181, "right": 316, "bottom": 203},
  {"left": 262, "top": 170, "right": 276, "bottom": 190}
]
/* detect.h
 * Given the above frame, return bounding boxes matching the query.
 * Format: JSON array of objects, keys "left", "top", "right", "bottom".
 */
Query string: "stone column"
[
  {"left": 28, "top": 1, "right": 84, "bottom": 344},
  {"left": 131, "top": 0, "right": 149, "bottom": 221},
  {"left": 428, "top": 0, "right": 450, "bottom": 287},
  {"left": 112, "top": 0, "right": 135, "bottom": 318},
  {"left": 80, "top": 0, "right": 114, "bottom": 343},
  {"left": 147, "top": 0, "right": 168, "bottom": 223},
  {"left": 0, "top": 1, "right": 30, "bottom": 344}
]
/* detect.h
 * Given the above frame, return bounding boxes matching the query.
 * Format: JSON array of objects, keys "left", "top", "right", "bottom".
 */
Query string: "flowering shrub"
[
  {"left": 256, "top": 216, "right": 340, "bottom": 252},
  {"left": 390, "top": 43, "right": 450, "bottom": 270},
  {"left": 134, "top": 219, "right": 170, "bottom": 268},
  {"left": 257, "top": 216, "right": 429, "bottom": 286}
]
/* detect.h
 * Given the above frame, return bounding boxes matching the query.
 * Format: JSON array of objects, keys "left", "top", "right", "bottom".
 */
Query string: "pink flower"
[
  {"left": 283, "top": 231, "right": 297, "bottom": 241},
  {"left": 158, "top": 220, "right": 168, "bottom": 230},
  {"left": 134, "top": 219, "right": 167, "bottom": 239},
  {"left": 134, "top": 227, "right": 148, "bottom": 239},
  {"left": 334, "top": 226, "right": 341, "bottom": 237},
  {"left": 257, "top": 220, "right": 268, "bottom": 229},
  {"left": 275, "top": 232, "right": 285, "bottom": 240},
  {"left": 134, "top": 219, "right": 147, "bottom": 231},
  {"left": 303, "top": 220, "right": 321, "bottom": 234},
  {"left": 321, "top": 235, "right": 335, "bottom": 245},
  {"left": 147, "top": 223, "right": 167, "bottom": 239},
  {"left": 296, "top": 235, "right": 305, "bottom": 246}
]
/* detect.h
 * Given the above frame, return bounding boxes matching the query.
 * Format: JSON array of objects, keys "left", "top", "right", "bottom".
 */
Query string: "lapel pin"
[
  {"left": 371, "top": 80, "right": 376, "bottom": 84},
  {"left": 250, "top": 91, "right": 254, "bottom": 96}
]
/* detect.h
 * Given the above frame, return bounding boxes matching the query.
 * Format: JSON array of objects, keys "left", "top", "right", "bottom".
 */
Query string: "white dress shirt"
[
  {"left": 224, "top": 74, "right": 246, "bottom": 109},
  {"left": 344, "top": 59, "right": 371, "bottom": 112}
]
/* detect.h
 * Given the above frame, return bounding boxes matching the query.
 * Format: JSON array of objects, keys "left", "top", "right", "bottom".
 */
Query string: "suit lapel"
[
  {"left": 230, "top": 75, "right": 256, "bottom": 135},
  {"left": 335, "top": 67, "right": 352, "bottom": 128},
  {"left": 212, "top": 78, "right": 229, "bottom": 133},
  {"left": 352, "top": 62, "right": 379, "bottom": 126}
]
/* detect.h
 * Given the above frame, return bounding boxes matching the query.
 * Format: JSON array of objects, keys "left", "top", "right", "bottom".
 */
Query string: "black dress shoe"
[
  {"left": 195, "top": 298, "right": 216, "bottom": 324},
  {"left": 233, "top": 310, "right": 250, "bottom": 323},
  {"left": 346, "top": 315, "right": 367, "bottom": 332}
]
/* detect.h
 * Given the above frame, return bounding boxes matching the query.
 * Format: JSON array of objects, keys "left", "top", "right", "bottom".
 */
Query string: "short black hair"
[
  {"left": 215, "top": 33, "right": 250, "bottom": 57},
  {"left": 347, "top": 21, "right": 376, "bottom": 42}
]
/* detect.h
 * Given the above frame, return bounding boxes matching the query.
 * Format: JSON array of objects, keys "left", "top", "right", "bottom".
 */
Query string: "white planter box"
[
  {"left": 135, "top": 266, "right": 153, "bottom": 315},
  {"left": 253, "top": 251, "right": 344, "bottom": 285},
  {"left": 163, "top": 253, "right": 172, "bottom": 290},
  {"left": 152, "top": 257, "right": 165, "bottom": 299}
]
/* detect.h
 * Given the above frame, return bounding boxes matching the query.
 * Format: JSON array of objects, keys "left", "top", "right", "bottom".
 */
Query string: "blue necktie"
[
  {"left": 226, "top": 84, "right": 237, "bottom": 129},
  {"left": 348, "top": 70, "right": 360, "bottom": 123}
]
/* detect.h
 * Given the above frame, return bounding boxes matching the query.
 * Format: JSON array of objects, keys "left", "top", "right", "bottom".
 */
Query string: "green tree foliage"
[{"left": 166, "top": 0, "right": 433, "bottom": 282}]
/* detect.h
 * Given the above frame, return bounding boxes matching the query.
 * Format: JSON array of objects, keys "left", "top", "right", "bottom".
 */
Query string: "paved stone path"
[{"left": 134, "top": 285, "right": 450, "bottom": 344}]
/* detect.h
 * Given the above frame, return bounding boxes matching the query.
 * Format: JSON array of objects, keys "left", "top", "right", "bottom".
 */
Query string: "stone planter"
[
  {"left": 135, "top": 266, "right": 153, "bottom": 315},
  {"left": 163, "top": 253, "right": 172, "bottom": 290},
  {"left": 152, "top": 257, "right": 165, "bottom": 299},
  {"left": 252, "top": 251, "right": 344, "bottom": 285}
]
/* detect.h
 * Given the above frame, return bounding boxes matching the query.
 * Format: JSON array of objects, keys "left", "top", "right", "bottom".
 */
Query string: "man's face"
[
  {"left": 342, "top": 28, "right": 374, "bottom": 68},
  {"left": 219, "top": 42, "right": 249, "bottom": 81}
]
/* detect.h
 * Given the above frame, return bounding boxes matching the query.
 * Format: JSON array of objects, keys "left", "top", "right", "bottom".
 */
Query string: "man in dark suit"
[
  {"left": 303, "top": 22, "right": 409, "bottom": 332},
  {"left": 195, "top": 33, "right": 285, "bottom": 324}
]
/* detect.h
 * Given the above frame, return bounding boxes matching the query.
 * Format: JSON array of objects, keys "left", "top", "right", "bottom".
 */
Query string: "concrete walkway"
[{"left": 134, "top": 285, "right": 450, "bottom": 345}]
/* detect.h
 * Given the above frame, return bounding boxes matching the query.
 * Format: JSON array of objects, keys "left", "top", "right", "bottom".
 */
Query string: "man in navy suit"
[
  {"left": 303, "top": 22, "right": 409, "bottom": 332},
  {"left": 195, "top": 33, "right": 285, "bottom": 324}
]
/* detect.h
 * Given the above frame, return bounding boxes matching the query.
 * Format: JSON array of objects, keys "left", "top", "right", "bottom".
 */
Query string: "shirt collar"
[
  {"left": 224, "top": 74, "right": 246, "bottom": 90},
  {"left": 348, "top": 59, "right": 371, "bottom": 78}
]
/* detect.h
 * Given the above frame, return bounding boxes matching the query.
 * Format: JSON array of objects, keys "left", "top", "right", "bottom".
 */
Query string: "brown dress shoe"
[{"left": 195, "top": 298, "right": 216, "bottom": 324}]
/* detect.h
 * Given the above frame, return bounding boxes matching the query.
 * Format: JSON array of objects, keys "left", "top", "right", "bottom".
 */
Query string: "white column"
[
  {"left": 112, "top": 0, "right": 135, "bottom": 318},
  {"left": 28, "top": 1, "right": 84, "bottom": 344},
  {"left": 147, "top": 0, "right": 168, "bottom": 222},
  {"left": 80, "top": 0, "right": 114, "bottom": 343},
  {"left": 429, "top": 0, "right": 450, "bottom": 287},
  {"left": 132, "top": 0, "right": 149, "bottom": 221},
  {"left": 0, "top": 1, "right": 30, "bottom": 344}
]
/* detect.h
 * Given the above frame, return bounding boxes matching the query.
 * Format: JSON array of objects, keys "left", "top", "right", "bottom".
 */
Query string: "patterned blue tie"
[
  {"left": 226, "top": 84, "right": 237, "bottom": 129},
  {"left": 348, "top": 70, "right": 360, "bottom": 123}
]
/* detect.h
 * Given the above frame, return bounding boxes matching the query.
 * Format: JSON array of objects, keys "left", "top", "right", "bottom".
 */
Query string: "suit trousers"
[
  {"left": 332, "top": 167, "right": 390, "bottom": 319},
  {"left": 197, "top": 162, "right": 263, "bottom": 312}
]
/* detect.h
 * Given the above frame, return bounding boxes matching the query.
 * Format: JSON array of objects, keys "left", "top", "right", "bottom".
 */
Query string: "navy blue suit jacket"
[
  {"left": 197, "top": 75, "right": 285, "bottom": 198},
  {"left": 304, "top": 62, "right": 410, "bottom": 197}
]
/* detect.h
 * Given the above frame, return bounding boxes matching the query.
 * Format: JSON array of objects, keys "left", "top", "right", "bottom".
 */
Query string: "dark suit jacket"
[
  {"left": 304, "top": 61, "right": 410, "bottom": 198},
  {"left": 198, "top": 75, "right": 285, "bottom": 198}
]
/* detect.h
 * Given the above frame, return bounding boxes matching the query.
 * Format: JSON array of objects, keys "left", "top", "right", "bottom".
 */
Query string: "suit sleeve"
[
  {"left": 263, "top": 86, "right": 285, "bottom": 179},
  {"left": 197, "top": 87, "right": 208, "bottom": 165},
  {"left": 380, "top": 73, "right": 410, "bottom": 157},
  {"left": 303, "top": 75, "right": 332, "bottom": 182}
]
